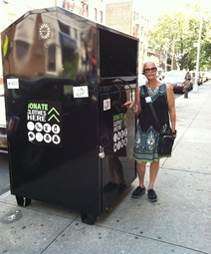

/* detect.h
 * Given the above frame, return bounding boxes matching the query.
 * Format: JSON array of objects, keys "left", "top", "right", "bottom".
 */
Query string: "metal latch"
[{"left": 98, "top": 146, "right": 105, "bottom": 159}]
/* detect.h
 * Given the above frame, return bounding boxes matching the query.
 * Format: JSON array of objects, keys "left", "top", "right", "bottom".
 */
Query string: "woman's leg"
[
  {"left": 131, "top": 161, "right": 147, "bottom": 198},
  {"left": 137, "top": 161, "right": 147, "bottom": 188},
  {"left": 148, "top": 160, "right": 159, "bottom": 189}
]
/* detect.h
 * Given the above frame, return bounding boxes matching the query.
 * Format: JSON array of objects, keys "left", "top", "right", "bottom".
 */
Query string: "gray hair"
[{"left": 142, "top": 61, "right": 157, "bottom": 73}]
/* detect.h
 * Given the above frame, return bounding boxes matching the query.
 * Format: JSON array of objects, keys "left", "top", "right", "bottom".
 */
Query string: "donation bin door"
[
  {"left": 99, "top": 83, "right": 136, "bottom": 210},
  {"left": 5, "top": 78, "right": 100, "bottom": 219}
]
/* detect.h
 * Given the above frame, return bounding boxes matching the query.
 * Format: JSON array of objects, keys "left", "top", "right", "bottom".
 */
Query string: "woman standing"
[{"left": 125, "top": 62, "right": 176, "bottom": 202}]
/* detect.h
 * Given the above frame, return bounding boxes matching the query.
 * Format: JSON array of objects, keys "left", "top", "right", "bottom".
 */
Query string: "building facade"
[{"left": 61, "top": 0, "right": 105, "bottom": 24}]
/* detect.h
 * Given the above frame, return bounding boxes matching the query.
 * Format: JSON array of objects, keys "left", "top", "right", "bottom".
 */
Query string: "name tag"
[{"left": 145, "top": 96, "right": 152, "bottom": 103}]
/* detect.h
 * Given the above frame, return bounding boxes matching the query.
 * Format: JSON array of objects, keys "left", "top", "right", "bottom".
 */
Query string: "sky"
[
  {"left": 136, "top": 0, "right": 211, "bottom": 27},
  {"left": 1, "top": 0, "right": 211, "bottom": 29}
]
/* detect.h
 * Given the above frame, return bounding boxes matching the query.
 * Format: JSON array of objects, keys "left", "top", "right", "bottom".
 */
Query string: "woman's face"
[{"left": 143, "top": 63, "right": 157, "bottom": 81}]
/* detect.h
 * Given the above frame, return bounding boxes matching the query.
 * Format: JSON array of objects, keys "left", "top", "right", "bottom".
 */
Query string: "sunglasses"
[{"left": 144, "top": 67, "right": 157, "bottom": 73}]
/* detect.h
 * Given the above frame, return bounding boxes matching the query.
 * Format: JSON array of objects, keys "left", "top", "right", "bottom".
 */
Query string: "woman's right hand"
[{"left": 123, "top": 101, "right": 139, "bottom": 113}]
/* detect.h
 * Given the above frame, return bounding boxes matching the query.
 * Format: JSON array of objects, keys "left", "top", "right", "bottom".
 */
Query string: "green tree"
[
  {"left": 201, "top": 19, "right": 211, "bottom": 69},
  {"left": 149, "top": 8, "right": 211, "bottom": 71}
]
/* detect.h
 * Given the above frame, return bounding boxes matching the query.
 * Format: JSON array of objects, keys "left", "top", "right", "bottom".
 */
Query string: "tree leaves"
[{"left": 149, "top": 7, "right": 211, "bottom": 71}]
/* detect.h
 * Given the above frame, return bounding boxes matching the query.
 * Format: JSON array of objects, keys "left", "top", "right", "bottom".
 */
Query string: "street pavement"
[{"left": 0, "top": 82, "right": 211, "bottom": 254}]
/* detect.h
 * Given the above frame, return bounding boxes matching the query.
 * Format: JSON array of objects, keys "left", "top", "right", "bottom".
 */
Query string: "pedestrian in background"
[
  {"left": 184, "top": 71, "right": 191, "bottom": 98},
  {"left": 124, "top": 61, "right": 176, "bottom": 202}
]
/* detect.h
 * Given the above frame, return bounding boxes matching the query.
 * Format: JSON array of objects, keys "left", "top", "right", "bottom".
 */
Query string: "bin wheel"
[
  {"left": 80, "top": 211, "right": 97, "bottom": 225},
  {"left": 16, "top": 196, "right": 31, "bottom": 207}
]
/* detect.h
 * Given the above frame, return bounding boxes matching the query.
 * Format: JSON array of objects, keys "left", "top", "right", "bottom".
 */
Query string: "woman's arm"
[
  {"left": 123, "top": 86, "right": 141, "bottom": 114},
  {"left": 134, "top": 85, "right": 141, "bottom": 114},
  {"left": 166, "top": 84, "right": 176, "bottom": 134}
]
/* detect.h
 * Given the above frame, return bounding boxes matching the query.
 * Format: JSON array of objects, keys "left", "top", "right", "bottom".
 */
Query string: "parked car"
[
  {"left": 191, "top": 71, "right": 204, "bottom": 86},
  {"left": 204, "top": 71, "right": 211, "bottom": 81},
  {"left": 163, "top": 70, "right": 193, "bottom": 93},
  {"left": 0, "top": 85, "right": 7, "bottom": 153},
  {"left": 201, "top": 72, "right": 209, "bottom": 83}
]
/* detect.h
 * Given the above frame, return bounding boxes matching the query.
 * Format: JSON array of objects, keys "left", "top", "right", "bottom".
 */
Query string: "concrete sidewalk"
[{"left": 0, "top": 83, "right": 211, "bottom": 254}]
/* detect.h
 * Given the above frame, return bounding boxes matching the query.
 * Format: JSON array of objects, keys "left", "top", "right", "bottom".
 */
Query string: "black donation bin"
[{"left": 1, "top": 7, "right": 138, "bottom": 224}]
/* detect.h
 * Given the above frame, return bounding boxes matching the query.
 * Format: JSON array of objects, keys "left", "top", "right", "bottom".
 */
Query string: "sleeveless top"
[{"left": 139, "top": 84, "right": 170, "bottom": 133}]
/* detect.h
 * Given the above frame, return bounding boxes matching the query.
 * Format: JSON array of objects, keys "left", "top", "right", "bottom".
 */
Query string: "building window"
[
  {"left": 48, "top": 44, "right": 56, "bottom": 71},
  {"left": 73, "top": 28, "right": 78, "bottom": 40},
  {"left": 94, "top": 8, "right": 97, "bottom": 21},
  {"left": 82, "top": 3, "right": 88, "bottom": 17},
  {"left": 65, "top": 0, "right": 75, "bottom": 10},
  {"left": 100, "top": 11, "right": 103, "bottom": 23},
  {"left": 58, "top": 21, "right": 70, "bottom": 35},
  {"left": 15, "top": 40, "right": 29, "bottom": 61}
]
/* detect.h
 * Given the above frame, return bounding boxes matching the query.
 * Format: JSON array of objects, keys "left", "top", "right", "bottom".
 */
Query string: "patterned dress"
[{"left": 133, "top": 84, "right": 171, "bottom": 162}]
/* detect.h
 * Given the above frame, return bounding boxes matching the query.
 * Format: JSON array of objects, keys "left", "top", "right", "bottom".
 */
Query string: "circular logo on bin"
[
  {"left": 44, "top": 133, "right": 52, "bottom": 144},
  {"left": 52, "top": 135, "right": 61, "bottom": 145},
  {"left": 35, "top": 122, "right": 43, "bottom": 132},
  {"left": 36, "top": 133, "right": 43, "bottom": 142},
  {"left": 27, "top": 121, "right": 35, "bottom": 131},
  {"left": 52, "top": 124, "right": 60, "bottom": 134},
  {"left": 43, "top": 123, "right": 51, "bottom": 133},
  {"left": 28, "top": 132, "right": 35, "bottom": 142},
  {"left": 39, "top": 23, "right": 51, "bottom": 40}
]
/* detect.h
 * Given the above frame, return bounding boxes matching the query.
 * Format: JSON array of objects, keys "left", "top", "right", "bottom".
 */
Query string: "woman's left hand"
[{"left": 172, "top": 130, "right": 177, "bottom": 138}]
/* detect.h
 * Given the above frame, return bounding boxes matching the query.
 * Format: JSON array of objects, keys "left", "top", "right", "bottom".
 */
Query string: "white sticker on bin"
[
  {"left": 7, "top": 78, "right": 19, "bottom": 89},
  {"left": 103, "top": 98, "right": 111, "bottom": 111},
  {"left": 73, "top": 86, "right": 88, "bottom": 98}
]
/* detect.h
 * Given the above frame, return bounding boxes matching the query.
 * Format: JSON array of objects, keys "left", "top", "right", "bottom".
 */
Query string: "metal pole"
[{"left": 193, "top": 10, "right": 203, "bottom": 92}]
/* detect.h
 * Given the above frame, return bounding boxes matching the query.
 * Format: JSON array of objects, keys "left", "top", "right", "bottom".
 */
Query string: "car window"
[{"left": 164, "top": 71, "right": 186, "bottom": 83}]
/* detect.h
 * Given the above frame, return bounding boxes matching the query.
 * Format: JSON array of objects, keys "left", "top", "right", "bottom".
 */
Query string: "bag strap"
[{"left": 143, "top": 85, "right": 161, "bottom": 130}]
